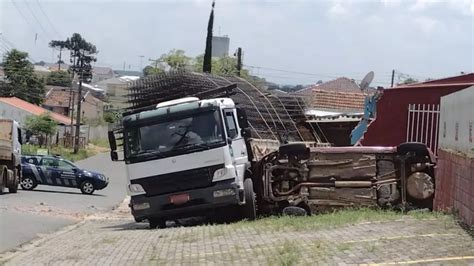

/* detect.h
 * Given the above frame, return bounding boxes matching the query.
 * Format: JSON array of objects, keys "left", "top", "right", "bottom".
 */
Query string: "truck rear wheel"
[
  {"left": 8, "top": 169, "right": 19, "bottom": 193},
  {"left": 241, "top": 178, "right": 257, "bottom": 220}
]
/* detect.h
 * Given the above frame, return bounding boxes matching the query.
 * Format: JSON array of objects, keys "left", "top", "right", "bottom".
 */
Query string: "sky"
[{"left": 0, "top": 0, "right": 473, "bottom": 87}]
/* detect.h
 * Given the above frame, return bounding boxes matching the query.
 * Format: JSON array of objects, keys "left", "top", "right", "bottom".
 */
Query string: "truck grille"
[{"left": 131, "top": 164, "right": 223, "bottom": 197}]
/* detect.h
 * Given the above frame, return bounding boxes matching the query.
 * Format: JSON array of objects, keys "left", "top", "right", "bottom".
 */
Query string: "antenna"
[{"left": 359, "top": 71, "right": 374, "bottom": 94}]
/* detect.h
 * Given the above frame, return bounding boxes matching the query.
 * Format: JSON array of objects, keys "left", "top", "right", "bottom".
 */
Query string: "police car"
[{"left": 20, "top": 155, "right": 108, "bottom": 194}]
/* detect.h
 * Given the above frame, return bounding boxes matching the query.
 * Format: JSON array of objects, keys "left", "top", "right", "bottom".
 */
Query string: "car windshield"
[{"left": 126, "top": 110, "right": 225, "bottom": 158}]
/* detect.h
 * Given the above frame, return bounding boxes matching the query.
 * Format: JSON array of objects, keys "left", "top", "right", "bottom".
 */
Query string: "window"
[
  {"left": 42, "top": 158, "right": 59, "bottom": 167},
  {"left": 224, "top": 110, "right": 238, "bottom": 139},
  {"left": 59, "top": 160, "right": 76, "bottom": 171}
]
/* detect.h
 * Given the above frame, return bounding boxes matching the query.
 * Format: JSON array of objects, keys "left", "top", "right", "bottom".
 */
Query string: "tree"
[
  {"left": 143, "top": 65, "right": 162, "bottom": 77},
  {"left": 46, "top": 71, "right": 72, "bottom": 87},
  {"left": 24, "top": 113, "right": 57, "bottom": 147},
  {"left": 51, "top": 33, "right": 97, "bottom": 153},
  {"left": 158, "top": 49, "right": 190, "bottom": 71},
  {"left": 400, "top": 77, "right": 418, "bottom": 85},
  {"left": 49, "top": 40, "right": 68, "bottom": 71},
  {"left": 1, "top": 49, "right": 45, "bottom": 104},
  {"left": 203, "top": 0, "right": 215, "bottom": 73}
]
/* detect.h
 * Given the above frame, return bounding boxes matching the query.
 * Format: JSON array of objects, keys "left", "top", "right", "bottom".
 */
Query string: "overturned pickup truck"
[{"left": 253, "top": 142, "right": 436, "bottom": 215}]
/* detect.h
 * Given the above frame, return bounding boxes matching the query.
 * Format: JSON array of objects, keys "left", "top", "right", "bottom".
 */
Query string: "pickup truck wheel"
[
  {"left": 149, "top": 218, "right": 166, "bottom": 229},
  {"left": 80, "top": 181, "right": 95, "bottom": 195},
  {"left": 20, "top": 176, "right": 37, "bottom": 190},
  {"left": 241, "top": 178, "right": 257, "bottom": 220}
]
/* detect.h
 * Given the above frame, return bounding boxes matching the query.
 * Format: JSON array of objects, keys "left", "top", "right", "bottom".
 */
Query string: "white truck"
[
  {"left": 0, "top": 119, "right": 22, "bottom": 193},
  {"left": 109, "top": 97, "right": 256, "bottom": 228},
  {"left": 109, "top": 97, "right": 436, "bottom": 228}
]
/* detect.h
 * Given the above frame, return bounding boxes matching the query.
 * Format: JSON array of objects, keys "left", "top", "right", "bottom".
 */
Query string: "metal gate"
[{"left": 406, "top": 104, "right": 440, "bottom": 154}]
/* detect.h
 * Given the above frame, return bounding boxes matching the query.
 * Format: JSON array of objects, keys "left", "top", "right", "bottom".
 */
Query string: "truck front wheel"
[
  {"left": 241, "top": 178, "right": 257, "bottom": 220},
  {"left": 149, "top": 218, "right": 166, "bottom": 229}
]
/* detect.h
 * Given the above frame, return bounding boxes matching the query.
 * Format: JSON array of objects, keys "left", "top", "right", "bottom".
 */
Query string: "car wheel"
[
  {"left": 241, "top": 178, "right": 257, "bottom": 220},
  {"left": 20, "top": 176, "right": 37, "bottom": 190},
  {"left": 80, "top": 181, "right": 95, "bottom": 195},
  {"left": 149, "top": 218, "right": 166, "bottom": 229}
]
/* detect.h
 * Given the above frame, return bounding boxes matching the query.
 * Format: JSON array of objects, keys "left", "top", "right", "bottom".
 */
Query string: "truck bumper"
[{"left": 130, "top": 179, "right": 241, "bottom": 221}]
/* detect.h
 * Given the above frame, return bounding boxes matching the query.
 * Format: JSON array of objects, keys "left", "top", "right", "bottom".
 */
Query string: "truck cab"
[{"left": 110, "top": 97, "right": 256, "bottom": 228}]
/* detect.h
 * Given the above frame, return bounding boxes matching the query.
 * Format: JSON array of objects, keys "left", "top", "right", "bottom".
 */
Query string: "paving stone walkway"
[{"left": 1, "top": 200, "right": 473, "bottom": 265}]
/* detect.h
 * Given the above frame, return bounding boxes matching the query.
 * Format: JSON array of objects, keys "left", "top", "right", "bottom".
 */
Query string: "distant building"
[
  {"left": 93, "top": 76, "right": 139, "bottom": 109},
  {"left": 212, "top": 36, "right": 230, "bottom": 57},
  {"left": 92, "top": 66, "right": 114, "bottom": 83},
  {"left": 295, "top": 77, "right": 367, "bottom": 146},
  {"left": 114, "top": 70, "right": 143, "bottom": 77}
]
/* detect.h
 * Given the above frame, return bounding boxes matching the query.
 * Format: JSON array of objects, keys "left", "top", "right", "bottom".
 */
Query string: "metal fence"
[{"left": 406, "top": 104, "right": 440, "bottom": 154}]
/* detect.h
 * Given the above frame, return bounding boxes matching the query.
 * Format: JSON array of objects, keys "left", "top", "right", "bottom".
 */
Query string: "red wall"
[
  {"left": 434, "top": 149, "right": 474, "bottom": 226},
  {"left": 361, "top": 87, "right": 466, "bottom": 147}
]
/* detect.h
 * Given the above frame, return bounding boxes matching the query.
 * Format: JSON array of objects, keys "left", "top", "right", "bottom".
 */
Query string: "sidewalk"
[{"left": 1, "top": 199, "right": 473, "bottom": 265}]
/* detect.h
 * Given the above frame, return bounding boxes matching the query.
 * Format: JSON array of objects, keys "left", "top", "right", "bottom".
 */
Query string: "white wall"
[
  {"left": 0, "top": 102, "right": 31, "bottom": 127},
  {"left": 439, "top": 86, "right": 474, "bottom": 156}
]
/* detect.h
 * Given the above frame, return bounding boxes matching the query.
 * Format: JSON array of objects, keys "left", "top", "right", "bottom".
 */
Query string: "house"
[
  {"left": 295, "top": 77, "right": 368, "bottom": 146},
  {"left": 113, "top": 70, "right": 143, "bottom": 77},
  {"left": 357, "top": 73, "right": 474, "bottom": 152},
  {"left": 93, "top": 76, "right": 139, "bottom": 109},
  {"left": 0, "top": 96, "right": 72, "bottom": 126},
  {"left": 43, "top": 86, "right": 106, "bottom": 125},
  {"left": 92, "top": 66, "right": 114, "bottom": 83}
]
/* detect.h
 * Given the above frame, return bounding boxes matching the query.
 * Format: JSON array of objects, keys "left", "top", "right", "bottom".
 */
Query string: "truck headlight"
[
  {"left": 213, "top": 168, "right": 227, "bottom": 179},
  {"left": 213, "top": 188, "right": 236, "bottom": 198},
  {"left": 129, "top": 184, "right": 145, "bottom": 194}
]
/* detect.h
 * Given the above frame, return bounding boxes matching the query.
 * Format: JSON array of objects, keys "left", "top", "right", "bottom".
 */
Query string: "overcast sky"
[{"left": 1, "top": 0, "right": 473, "bottom": 86}]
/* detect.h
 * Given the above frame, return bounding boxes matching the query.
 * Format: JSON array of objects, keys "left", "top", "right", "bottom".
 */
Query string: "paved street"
[
  {"left": 0, "top": 153, "right": 127, "bottom": 253},
  {"left": 0, "top": 200, "right": 472, "bottom": 265}
]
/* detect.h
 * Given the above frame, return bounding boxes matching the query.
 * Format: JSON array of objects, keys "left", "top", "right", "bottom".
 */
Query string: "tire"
[
  {"left": 397, "top": 142, "right": 429, "bottom": 157},
  {"left": 149, "top": 218, "right": 166, "bottom": 229},
  {"left": 20, "top": 176, "right": 37, "bottom": 190},
  {"left": 241, "top": 178, "right": 257, "bottom": 220},
  {"left": 279, "top": 143, "right": 310, "bottom": 160},
  {"left": 8, "top": 169, "right": 19, "bottom": 193},
  {"left": 80, "top": 181, "right": 95, "bottom": 195}
]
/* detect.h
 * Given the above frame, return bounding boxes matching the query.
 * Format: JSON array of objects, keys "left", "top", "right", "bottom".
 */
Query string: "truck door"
[{"left": 223, "top": 109, "right": 248, "bottom": 180}]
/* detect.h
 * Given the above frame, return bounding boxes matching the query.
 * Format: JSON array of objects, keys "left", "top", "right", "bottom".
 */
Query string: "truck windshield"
[{"left": 125, "top": 110, "right": 225, "bottom": 159}]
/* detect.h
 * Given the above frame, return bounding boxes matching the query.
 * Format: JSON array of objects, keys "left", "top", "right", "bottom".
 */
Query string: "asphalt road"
[{"left": 0, "top": 153, "right": 127, "bottom": 253}]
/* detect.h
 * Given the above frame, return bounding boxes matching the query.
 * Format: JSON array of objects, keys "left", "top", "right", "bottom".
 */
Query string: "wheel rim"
[
  {"left": 21, "top": 178, "right": 33, "bottom": 189},
  {"left": 83, "top": 182, "right": 94, "bottom": 193}
]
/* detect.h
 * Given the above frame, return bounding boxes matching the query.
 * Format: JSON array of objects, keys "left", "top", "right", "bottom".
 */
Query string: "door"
[
  {"left": 57, "top": 160, "right": 79, "bottom": 187},
  {"left": 223, "top": 109, "right": 249, "bottom": 181},
  {"left": 39, "top": 157, "right": 62, "bottom": 186}
]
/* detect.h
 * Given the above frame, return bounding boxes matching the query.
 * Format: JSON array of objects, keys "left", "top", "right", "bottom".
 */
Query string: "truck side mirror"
[
  {"left": 108, "top": 131, "right": 117, "bottom": 151},
  {"left": 236, "top": 108, "right": 249, "bottom": 129}
]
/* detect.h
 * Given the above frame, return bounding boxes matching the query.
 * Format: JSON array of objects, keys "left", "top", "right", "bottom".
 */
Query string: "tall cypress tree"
[{"left": 203, "top": 1, "right": 215, "bottom": 73}]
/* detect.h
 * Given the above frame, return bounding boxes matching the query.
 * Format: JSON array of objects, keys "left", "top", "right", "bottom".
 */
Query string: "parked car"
[{"left": 20, "top": 155, "right": 108, "bottom": 194}]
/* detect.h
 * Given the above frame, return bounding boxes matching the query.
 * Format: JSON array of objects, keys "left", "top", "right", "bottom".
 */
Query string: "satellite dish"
[{"left": 359, "top": 71, "right": 374, "bottom": 93}]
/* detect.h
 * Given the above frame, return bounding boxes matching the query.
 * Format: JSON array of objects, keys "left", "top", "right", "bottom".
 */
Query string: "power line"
[
  {"left": 23, "top": 0, "right": 55, "bottom": 41},
  {"left": 35, "top": 0, "right": 63, "bottom": 39},
  {"left": 10, "top": 0, "right": 38, "bottom": 34}
]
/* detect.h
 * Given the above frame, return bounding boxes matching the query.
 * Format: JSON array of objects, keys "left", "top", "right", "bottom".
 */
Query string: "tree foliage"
[
  {"left": 159, "top": 49, "right": 191, "bottom": 71},
  {"left": 400, "top": 77, "right": 418, "bottom": 85},
  {"left": 203, "top": 1, "right": 215, "bottom": 73},
  {"left": 1, "top": 49, "right": 45, "bottom": 104},
  {"left": 46, "top": 71, "right": 72, "bottom": 87},
  {"left": 143, "top": 65, "right": 162, "bottom": 77},
  {"left": 24, "top": 113, "right": 57, "bottom": 147}
]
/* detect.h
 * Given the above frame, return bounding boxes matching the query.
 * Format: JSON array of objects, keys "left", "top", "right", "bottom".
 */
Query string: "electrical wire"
[
  {"left": 10, "top": 0, "right": 38, "bottom": 34},
  {"left": 23, "top": 0, "right": 55, "bottom": 41},
  {"left": 35, "top": 0, "right": 63, "bottom": 39}
]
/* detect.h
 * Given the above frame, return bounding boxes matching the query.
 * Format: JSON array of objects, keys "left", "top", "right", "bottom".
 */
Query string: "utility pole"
[
  {"left": 235, "top": 47, "right": 242, "bottom": 77},
  {"left": 391, "top": 69, "right": 395, "bottom": 87},
  {"left": 139, "top": 55, "right": 144, "bottom": 71},
  {"left": 73, "top": 54, "right": 84, "bottom": 154}
]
